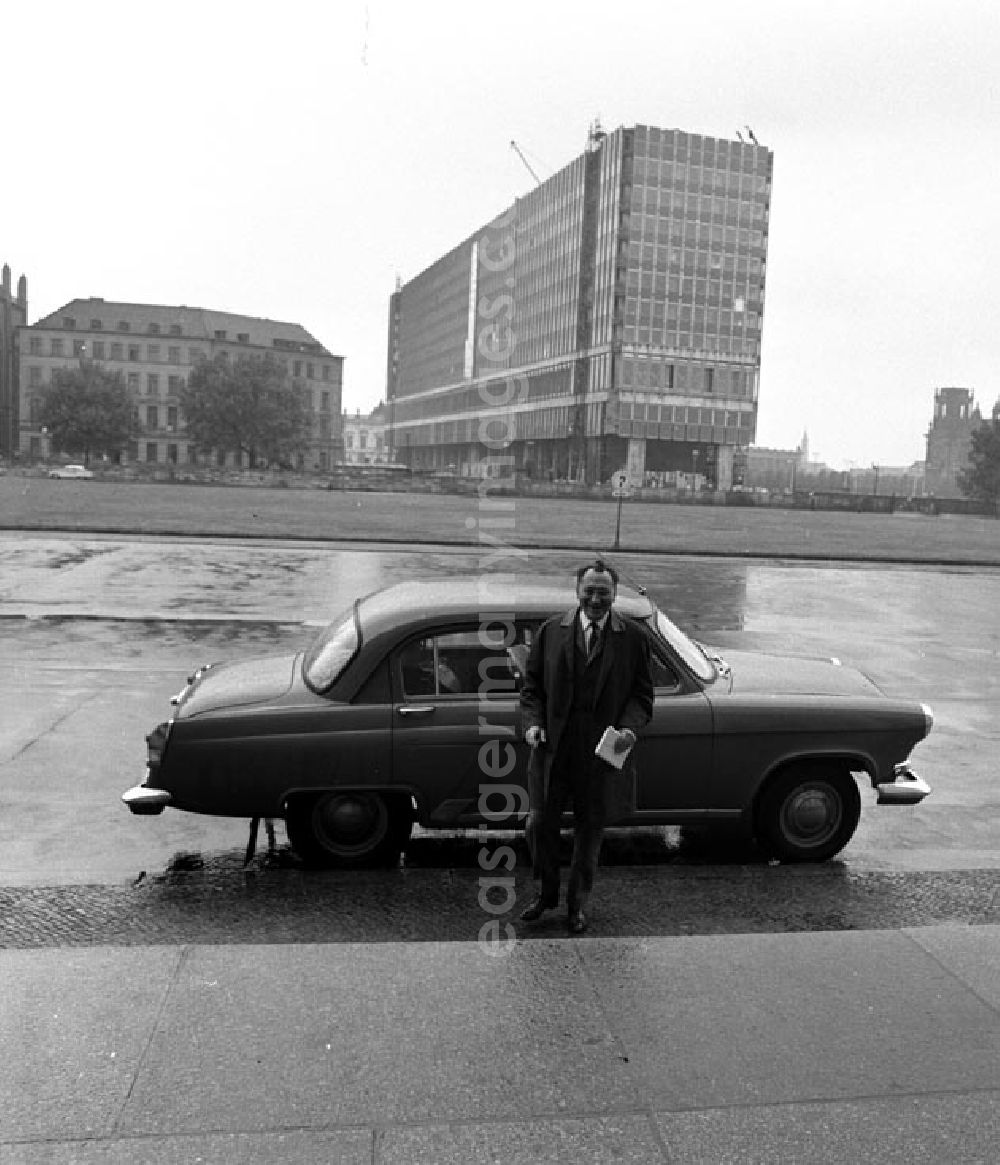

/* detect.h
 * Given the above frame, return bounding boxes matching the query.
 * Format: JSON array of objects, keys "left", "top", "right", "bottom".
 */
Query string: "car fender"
[{"left": 751, "top": 749, "right": 876, "bottom": 809}]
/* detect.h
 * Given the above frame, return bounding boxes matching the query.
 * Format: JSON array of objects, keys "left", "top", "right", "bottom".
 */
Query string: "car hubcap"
[
  {"left": 780, "top": 782, "right": 842, "bottom": 848},
  {"left": 313, "top": 794, "right": 389, "bottom": 856}
]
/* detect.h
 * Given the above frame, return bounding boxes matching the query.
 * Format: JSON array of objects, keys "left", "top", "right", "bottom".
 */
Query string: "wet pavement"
[{"left": 2, "top": 530, "right": 998, "bottom": 655}]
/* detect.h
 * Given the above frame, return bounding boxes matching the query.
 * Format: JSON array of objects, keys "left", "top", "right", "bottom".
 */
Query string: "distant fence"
[
  {"left": 489, "top": 480, "right": 997, "bottom": 516},
  {"left": 12, "top": 462, "right": 997, "bottom": 516},
  {"left": 764, "top": 490, "right": 995, "bottom": 517}
]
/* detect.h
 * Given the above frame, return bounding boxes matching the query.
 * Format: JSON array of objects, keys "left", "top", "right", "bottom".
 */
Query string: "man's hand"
[
  {"left": 612, "top": 728, "right": 636, "bottom": 754},
  {"left": 525, "top": 725, "right": 547, "bottom": 749}
]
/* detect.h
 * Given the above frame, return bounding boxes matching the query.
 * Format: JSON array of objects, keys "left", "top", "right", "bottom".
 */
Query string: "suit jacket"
[{"left": 521, "top": 606, "right": 655, "bottom": 823}]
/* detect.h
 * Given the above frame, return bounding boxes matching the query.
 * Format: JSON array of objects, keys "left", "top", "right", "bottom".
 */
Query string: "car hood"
[
  {"left": 178, "top": 654, "right": 299, "bottom": 717},
  {"left": 722, "top": 649, "right": 883, "bottom": 697}
]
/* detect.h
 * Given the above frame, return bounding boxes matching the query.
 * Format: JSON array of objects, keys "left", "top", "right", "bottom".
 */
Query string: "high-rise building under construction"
[{"left": 386, "top": 122, "right": 773, "bottom": 488}]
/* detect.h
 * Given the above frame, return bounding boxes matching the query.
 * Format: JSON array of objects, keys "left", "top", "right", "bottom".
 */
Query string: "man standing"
[{"left": 520, "top": 560, "right": 654, "bottom": 934}]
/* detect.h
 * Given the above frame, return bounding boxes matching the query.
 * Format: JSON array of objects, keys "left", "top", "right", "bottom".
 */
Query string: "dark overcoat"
[{"left": 521, "top": 606, "right": 655, "bottom": 824}]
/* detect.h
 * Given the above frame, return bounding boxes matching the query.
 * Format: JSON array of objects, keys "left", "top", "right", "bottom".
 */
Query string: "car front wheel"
[
  {"left": 755, "top": 762, "right": 861, "bottom": 863},
  {"left": 285, "top": 790, "right": 412, "bottom": 868}
]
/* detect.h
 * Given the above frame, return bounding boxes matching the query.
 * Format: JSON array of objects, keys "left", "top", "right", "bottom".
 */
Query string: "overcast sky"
[{"left": 5, "top": 0, "right": 997, "bottom": 469}]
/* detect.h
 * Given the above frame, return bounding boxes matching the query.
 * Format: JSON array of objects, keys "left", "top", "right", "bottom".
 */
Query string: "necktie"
[{"left": 587, "top": 621, "right": 601, "bottom": 661}]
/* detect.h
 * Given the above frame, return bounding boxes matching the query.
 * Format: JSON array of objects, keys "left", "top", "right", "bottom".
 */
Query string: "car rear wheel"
[
  {"left": 286, "top": 791, "right": 411, "bottom": 868},
  {"left": 755, "top": 762, "right": 861, "bottom": 863}
]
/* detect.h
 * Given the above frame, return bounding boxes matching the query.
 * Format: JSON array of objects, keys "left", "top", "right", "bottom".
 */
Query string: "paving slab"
[
  {"left": 4, "top": 930, "right": 999, "bottom": 1156},
  {"left": 375, "top": 1114, "right": 667, "bottom": 1163},
  {"left": 905, "top": 924, "right": 1000, "bottom": 1010},
  {"left": 654, "top": 1092, "right": 1000, "bottom": 1164},
  {"left": 577, "top": 931, "right": 1000, "bottom": 1110},
  {"left": 0, "top": 948, "right": 182, "bottom": 1142},
  {"left": 117, "top": 942, "right": 641, "bottom": 1136},
  {"left": 0, "top": 1129, "right": 373, "bottom": 1165}
]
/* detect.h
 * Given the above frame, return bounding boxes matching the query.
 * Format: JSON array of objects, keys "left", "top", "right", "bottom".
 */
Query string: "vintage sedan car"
[
  {"left": 122, "top": 578, "right": 932, "bottom": 866},
  {"left": 48, "top": 463, "right": 94, "bottom": 479}
]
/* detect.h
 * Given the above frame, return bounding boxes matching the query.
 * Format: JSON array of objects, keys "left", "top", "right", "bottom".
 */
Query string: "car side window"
[
  {"left": 397, "top": 625, "right": 536, "bottom": 700},
  {"left": 503, "top": 622, "right": 538, "bottom": 691},
  {"left": 399, "top": 638, "right": 439, "bottom": 697}
]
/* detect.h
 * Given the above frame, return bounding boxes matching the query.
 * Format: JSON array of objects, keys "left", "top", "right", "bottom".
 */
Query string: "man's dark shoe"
[
  {"left": 567, "top": 908, "right": 588, "bottom": 935},
  {"left": 520, "top": 895, "right": 557, "bottom": 922}
]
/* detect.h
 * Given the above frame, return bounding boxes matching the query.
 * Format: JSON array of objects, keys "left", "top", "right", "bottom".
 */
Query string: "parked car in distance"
[
  {"left": 48, "top": 463, "right": 94, "bottom": 479},
  {"left": 123, "top": 578, "right": 933, "bottom": 867}
]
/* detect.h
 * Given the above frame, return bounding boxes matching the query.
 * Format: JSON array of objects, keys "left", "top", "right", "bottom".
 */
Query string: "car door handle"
[{"left": 398, "top": 705, "right": 435, "bottom": 716}]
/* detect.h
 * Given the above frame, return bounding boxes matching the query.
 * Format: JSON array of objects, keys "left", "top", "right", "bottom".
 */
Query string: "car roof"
[{"left": 356, "top": 577, "right": 653, "bottom": 639}]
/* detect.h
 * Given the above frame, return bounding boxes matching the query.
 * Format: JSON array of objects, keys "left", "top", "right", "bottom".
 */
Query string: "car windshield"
[
  {"left": 652, "top": 609, "right": 717, "bottom": 683},
  {"left": 303, "top": 604, "right": 359, "bottom": 693}
]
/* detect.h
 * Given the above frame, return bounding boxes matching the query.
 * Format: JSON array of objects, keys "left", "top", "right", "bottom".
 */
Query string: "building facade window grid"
[{"left": 387, "top": 124, "right": 772, "bottom": 483}]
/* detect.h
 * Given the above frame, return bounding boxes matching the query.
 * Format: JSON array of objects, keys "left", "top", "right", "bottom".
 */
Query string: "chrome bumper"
[
  {"left": 122, "top": 784, "right": 172, "bottom": 815},
  {"left": 876, "top": 764, "right": 931, "bottom": 806}
]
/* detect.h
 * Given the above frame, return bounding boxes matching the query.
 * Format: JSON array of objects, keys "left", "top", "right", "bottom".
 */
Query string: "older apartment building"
[
  {"left": 19, "top": 298, "right": 344, "bottom": 469},
  {"left": 342, "top": 403, "right": 389, "bottom": 464}
]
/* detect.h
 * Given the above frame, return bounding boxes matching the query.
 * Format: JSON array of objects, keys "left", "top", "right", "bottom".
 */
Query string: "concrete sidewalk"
[{"left": 2, "top": 927, "right": 998, "bottom": 1163}]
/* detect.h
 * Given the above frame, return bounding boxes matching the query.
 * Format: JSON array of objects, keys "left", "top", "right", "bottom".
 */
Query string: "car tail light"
[{"left": 146, "top": 721, "right": 172, "bottom": 770}]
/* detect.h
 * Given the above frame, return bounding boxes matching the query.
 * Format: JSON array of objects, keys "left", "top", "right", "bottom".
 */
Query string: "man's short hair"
[{"left": 575, "top": 559, "right": 619, "bottom": 588}]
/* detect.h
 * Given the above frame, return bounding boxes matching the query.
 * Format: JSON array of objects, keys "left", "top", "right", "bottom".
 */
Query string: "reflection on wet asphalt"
[
  {"left": 13, "top": 615, "right": 309, "bottom": 652},
  {"left": 2, "top": 537, "right": 758, "bottom": 629},
  {"left": 4, "top": 536, "right": 999, "bottom": 657}
]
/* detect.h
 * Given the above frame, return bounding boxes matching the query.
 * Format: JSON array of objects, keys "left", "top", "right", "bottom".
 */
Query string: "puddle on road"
[
  {"left": 4, "top": 616, "right": 310, "bottom": 663},
  {"left": 43, "top": 546, "right": 118, "bottom": 571}
]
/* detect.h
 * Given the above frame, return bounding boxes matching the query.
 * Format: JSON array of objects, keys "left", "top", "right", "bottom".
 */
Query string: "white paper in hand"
[{"left": 595, "top": 726, "right": 632, "bottom": 770}]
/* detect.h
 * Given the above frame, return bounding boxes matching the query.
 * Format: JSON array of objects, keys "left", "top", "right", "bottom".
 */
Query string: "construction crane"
[{"left": 510, "top": 140, "right": 543, "bottom": 185}]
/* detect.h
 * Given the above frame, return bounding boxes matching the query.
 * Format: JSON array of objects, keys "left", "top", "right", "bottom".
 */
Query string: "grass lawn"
[{"left": 1, "top": 474, "right": 997, "bottom": 565}]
